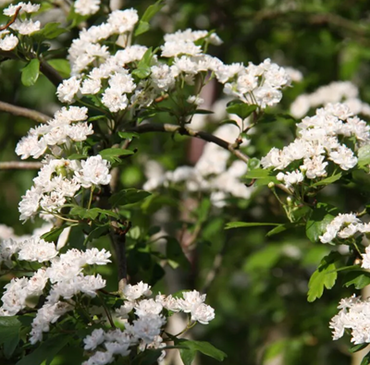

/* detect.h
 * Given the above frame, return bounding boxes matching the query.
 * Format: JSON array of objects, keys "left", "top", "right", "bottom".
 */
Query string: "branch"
[
  {"left": 109, "top": 221, "right": 131, "bottom": 292},
  {"left": 39, "top": 60, "right": 63, "bottom": 87},
  {"left": 127, "top": 123, "right": 249, "bottom": 164},
  {"left": 0, "top": 161, "right": 42, "bottom": 170},
  {"left": 0, "top": 100, "right": 51, "bottom": 123}
]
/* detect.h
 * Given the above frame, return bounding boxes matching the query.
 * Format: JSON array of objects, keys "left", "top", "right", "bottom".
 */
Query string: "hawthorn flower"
[
  {"left": 3, "top": 2, "right": 40, "bottom": 16},
  {"left": 75, "top": 155, "right": 111, "bottom": 188},
  {"left": 74, "top": 0, "right": 100, "bottom": 16},
  {"left": 123, "top": 281, "right": 152, "bottom": 301},
  {"left": 56, "top": 77, "right": 81, "bottom": 103},
  {"left": 0, "top": 33, "right": 18, "bottom": 51}
]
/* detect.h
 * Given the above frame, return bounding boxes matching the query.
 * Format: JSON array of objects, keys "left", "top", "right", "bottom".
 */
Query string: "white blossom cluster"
[
  {"left": 261, "top": 103, "right": 370, "bottom": 187},
  {"left": 81, "top": 283, "right": 215, "bottom": 365},
  {"left": 18, "top": 156, "right": 111, "bottom": 221},
  {"left": 291, "top": 81, "right": 370, "bottom": 119},
  {"left": 221, "top": 58, "right": 291, "bottom": 108},
  {"left": 57, "top": 11, "right": 292, "bottom": 113},
  {"left": 330, "top": 295, "right": 370, "bottom": 344},
  {"left": 0, "top": 238, "right": 111, "bottom": 343},
  {"left": 318, "top": 212, "right": 370, "bottom": 244},
  {"left": 144, "top": 122, "right": 252, "bottom": 207},
  {"left": 16, "top": 106, "right": 93, "bottom": 159},
  {"left": 0, "top": 2, "right": 40, "bottom": 51}
]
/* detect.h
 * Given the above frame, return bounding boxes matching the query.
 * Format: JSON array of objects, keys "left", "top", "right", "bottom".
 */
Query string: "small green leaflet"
[
  {"left": 307, "top": 252, "right": 340, "bottom": 302},
  {"left": 226, "top": 102, "right": 257, "bottom": 119},
  {"left": 109, "top": 188, "right": 151, "bottom": 207},
  {"left": 134, "top": 0, "right": 165, "bottom": 36},
  {"left": 21, "top": 59, "right": 40, "bottom": 87},
  {"left": 99, "top": 148, "right": 134, "bottom": 163},
  {"left": 344, "top": 270, "right": 370, "bottom": 290},
  {"left": 0, "top": 316, "right": 21, "bottom": 359},
  {"left": 358, "top": 145, "right": 370, "bottom": 168},
  {"left": 177, "top": 339, "right": 227, "bottom": 365},
  {"left": 311, "top": 172, "right": 342, "bottom": 187},
  {"left": 225, "top": 221, "right": 280, "bottom": 230},
  {"left": 47, "top": 59, "right": 71, "bottom": 78}
]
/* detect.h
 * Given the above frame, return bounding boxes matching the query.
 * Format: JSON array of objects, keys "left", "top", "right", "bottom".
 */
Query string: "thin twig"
[
  {"left": 127, "top": 123, "right": 250, "bottom": 164},
  {"left": 39, "top": 60, "right": 64, "bottom": 87},
  {"left": 0, "top": 6, "right": 21, "bottom": 31},
  {"left": 0, "top": 161, "right": 42, "bottom": 170},
  {"left": 0, "top": 100, "right": 51, "bottom": 123}
]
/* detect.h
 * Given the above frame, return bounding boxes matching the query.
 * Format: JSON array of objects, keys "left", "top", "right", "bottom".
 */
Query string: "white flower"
[
  {"left": 83, "top": 351, "right": 113, "bottom": 365},
  {"left": 18, "top": 237, "right": 58, "bottom": 262},
  {"left": 122, "top": 281, "right": 152, "bottom": 301},
  {"left": 319, "top": 213, "right": 360, "bottom": 243},
  {"left": 0, "top": 34, "right": 18, "bottom": 51},
  {"left": 56, "top": 77, "right": 81, "bottom": 103},
  {"left": 84, "top": 328, "right": 105, "bottom": 350},
  {"left": 330, "top": 295, "right": 370, "bottom": 344},
  {"left": 18, "top": 186, "right": 43, "bottom": 221},
  {"left": 75, "top": 155, "right": 111, "bottom": 188},
  {"left": 361, "top": 246, "right": 370, "bottom": 269},
  {"left": 190, "top": 303, "right": 215, "bottom": 324},
  {"left": 10, "top": 19, "right": 40, "bottom": 35},
  {"left": 3, "top": 2, "right": 40, "bottom": 16},
  {"left": 177, "top": 290, "right": 206, "bottom": 313},
  {"left": 74, "top": 0, "right": 100, "bottom": 16},
  {"left": 102, "top": 88, "right": 128, "bottom": 112},
  {"left": 107, "top": 9, "right": 139, "bottom": 34},
  {"left": 84, "top": 248, "right": 111, "bottom": 265},
  {"left": 151, "top": 64, "right": 175, "bottom": 90},
  {"left": 134, "top": 299, "right": 163, "bottom": 317},
  {"left": 80, "top": 78, "right": 102, "bottom": 94}
]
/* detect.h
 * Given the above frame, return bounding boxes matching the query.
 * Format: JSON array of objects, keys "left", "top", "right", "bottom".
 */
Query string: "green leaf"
[
  {"left": 361, "top": 352, "right": 370, "bottom": 365},
  {"left": 109, "top": 188, "right": 151, "bottom": 207},
  {"left": 34, "top": 22, "right": 66, "bottom": 40},
  {"left": 165, "top": 236, "right": 190, "bottom": 270},
  {"left": 180, "top": 348, "right": 197, "bottom": 365},
  {"left": 266, "top": 223, "right": 292, "bottom": 237},
  {"left": 16, "top": 334, "right": 71, "bottom": 365},
  {"left": 243, "top": 168, "right": 276, "bottom": 180},
  {"left": 131, "top": 47, "right": 154, "bottom": 79},
  {"left": 134, "top": 0, "right": 164, "bottom": 36},
  {"left": 99, "top": 148, "right": 134, "bottom": 162},
  {"left": 41, "top": 226, "right": 65, "bottom": 242},
  {"left": 344, "top": 271, "right": 370, "bottom": 289},
  {"left": 311, "top": 172, "right": 342, "bottom": 187},
  {"left": 47, "top": 59, "right": 71, "bottom": 78},
  {"left": 134, "top": 21, "right": 151, "bottom": 37},
  {"left": 306, "top": 204, "right": 336, "bottom": 242},
  {"left": 177, "top": 339, "right": 227, "bottom": 363},
  {"left": 358, "top": 145, "right": 370, "bottom": 168},
  {"left": 118, "top": 131, "right": 140, "bottom": 139},
  {"left": 0, "top": 317, "right": 21, "bottom": 358},
  {"left": 349, "top": 343, "right": 369, "bottom": 353},
  {"left": 225, "top": 222, "right": 279, "bottom": 229},
  {"left": 21, "top": 59, "right": 40, "bottom": 87},
  {"left": 307, "top": 253, "right": 340, "bottom": 302},
  {"left": 226, "top": 102, "right": 257, "bottom": 119}
]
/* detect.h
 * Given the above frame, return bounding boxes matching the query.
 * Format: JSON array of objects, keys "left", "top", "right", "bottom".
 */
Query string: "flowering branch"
[
  {"left": 0, "top": 161, "right": 42, "bottom": 170},
  {"left": 127, "top": 123, "right": 250, "bottom": 164},
  {"left": 0, "top": 100, "right": 50, "bottom": 123}
]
